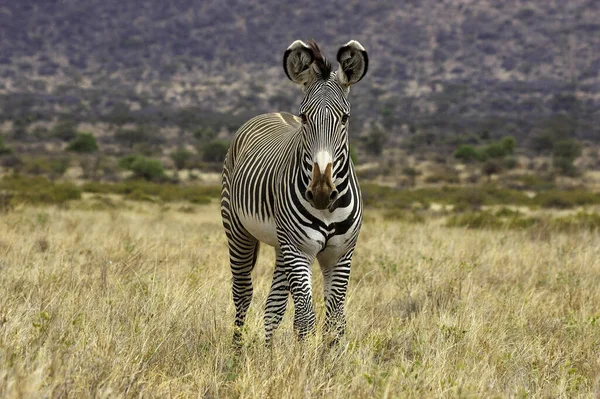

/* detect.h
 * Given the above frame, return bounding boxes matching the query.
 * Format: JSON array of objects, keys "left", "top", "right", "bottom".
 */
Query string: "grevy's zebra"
[{"left": 221, "top": 40, "right": 368, "bottom": 344}]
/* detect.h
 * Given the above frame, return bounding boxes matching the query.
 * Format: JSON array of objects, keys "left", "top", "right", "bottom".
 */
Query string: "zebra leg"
[
  {"left": 264, "top": 250, "right": 289, "bottom": 345},
  {"left": 224, "top": 217, "right": 259, "bottom": 345},
  {"left": 281, "top": 246, "right": 315, "bottom": 340},
  {"left": 318, "top": 249, "right": 354, "bottom": 344}
]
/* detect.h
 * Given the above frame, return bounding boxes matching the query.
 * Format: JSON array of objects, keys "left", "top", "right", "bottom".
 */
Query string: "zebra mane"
[{"left": 307, "top": 40, "right": 332, "bottom": 80}]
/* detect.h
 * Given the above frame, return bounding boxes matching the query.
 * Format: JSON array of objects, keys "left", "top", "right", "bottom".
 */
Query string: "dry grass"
[{"left": 1, "top": 200, "right": 600, "bottom": 397}]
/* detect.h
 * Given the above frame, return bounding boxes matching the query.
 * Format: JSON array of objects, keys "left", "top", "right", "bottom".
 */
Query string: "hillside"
[{"left": 0, "top": 0, "right": 599, "bottom": 142}]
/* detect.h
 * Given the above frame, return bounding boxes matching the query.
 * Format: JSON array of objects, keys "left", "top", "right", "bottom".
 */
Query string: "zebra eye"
[
  {"left": 341, "top": 114, "right": 349, "bottom": 124},
  {"left": 300, "top": 113, "right": 308, "bottom": 124}
]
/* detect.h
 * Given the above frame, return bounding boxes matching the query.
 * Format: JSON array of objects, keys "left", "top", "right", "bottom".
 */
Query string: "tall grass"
[{"left": 0, "top": 202, "right": 599, "bottom": 397}]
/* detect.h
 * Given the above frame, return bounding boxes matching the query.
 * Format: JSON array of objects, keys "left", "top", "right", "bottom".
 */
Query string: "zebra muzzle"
[{"left": 306, "top": 162, "right": 338, "bottom": 210}]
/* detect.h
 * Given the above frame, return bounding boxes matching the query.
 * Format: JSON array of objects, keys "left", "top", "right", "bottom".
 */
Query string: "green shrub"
[
  {"left": 454, "top": 145, "right": 485, "bottom": 162},
  {"left": 81, "top": 180, "right": 220, "bottom": 204},
  {"left": 424, "top": 171, "right": 460, "bottom": 184},
  {"left": 446, "top": 212, "right": 504, "bottom": 229},
  {"left": 201, "top": 140, "right": 229, "bottom": 163},
  {"left": 0, "top": 175, "right": 81, "bottom": 205},
  {"left": 500, "top": 136, "right": 517, "bottom": 154},
  {"left": 170, "top": 148, "right": 193, "bottom": 170},
  {"left": 349, "top": 144, "right": 359, "bottom": 164},
  {"left": 447, "top": 211, "right": 539, "bottom": 230},
  {"left": 503, "top": 156, "right": 518, "bottom": 170},
  {"left": 0, "top": 135, "right": 12, "bottom": 155},
  {"left": 483, "top": 143, "right": 506, "bottom": 158},
  {"left": 552, "top": 139, "right": 581, "bottom": 176},
  {"left": 535, "top": 190, "right": 600, "bottom": 209},
  {"left": 551, "top": 212, "right": 600, "bottom": 232},
  {"left": 120, "top": 155, "right": 165, "bottom": 181},
  {"left": 67, "top": 132, "right": 98, "bottom": 153}
]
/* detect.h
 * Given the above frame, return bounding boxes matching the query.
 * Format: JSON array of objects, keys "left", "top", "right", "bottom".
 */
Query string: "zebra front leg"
[
  {"left": 281, "top": 246, "right": 315, "bottom": 340},
  {"left": 264, "top": 250, "right": 289, "bottom": 345},
  {"left": 318, "top": 249, "right": 354, "bottom": 344}
]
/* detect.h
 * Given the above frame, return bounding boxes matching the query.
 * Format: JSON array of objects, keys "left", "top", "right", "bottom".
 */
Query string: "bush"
[
  {"left": 500, "top": 136, "right": 517, "bottom": 154},
  {"left": 81, "top": 180, "right": 220, "bottom": 204},
  {"left": 170, "top": 148, "right": 193, "bottom": 170},
  {"left": 424, "top": 171, "right": 460, "bottom": 184},
  {"left": 67, "top": 132, "right": 98, "bottom": 153},
  {"left": 51, "top": 120, "right": 77, "bottom": 142},
  {"left": 201, "top": 140, "right": 229, "bottom": 163},
  {"left": 553, "top": 157, "right": 578, "bottom": 176},
  {"left": 535, "top": 190, "right": 600, "bottom": 209},
  {"left": 119, "top": 155, "right": 165, "bottom": 181},
  {"left": 503, "top": 156, "right": 518, "bottom": 170},
  {"left": 483, "top": 143, "right": 506, "bottom": 159},
  {"left": 0, "top": 175, "right": 81, "bottom": 205},
  {"left": 454, "top": 145, "right": 485, "bottom": 162},
  {"left": 361, "top": 126, "right": 387, "bottom": 156},
  {"left": 0, "top": 135, "right": 12, "bottom": 155},
  {"left": 553, "top": 140, "right": 581, "bottom": 160},
  {"left": 552, "top": 139, "right": 581, "bottom": 176},
  {"left": 481, "top": 160, "right": 502, "bottom": 181}
]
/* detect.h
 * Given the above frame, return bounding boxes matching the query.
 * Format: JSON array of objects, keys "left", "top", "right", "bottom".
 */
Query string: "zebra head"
[{"left": 283, "top": 40, "right": 368, "bottom": 210}]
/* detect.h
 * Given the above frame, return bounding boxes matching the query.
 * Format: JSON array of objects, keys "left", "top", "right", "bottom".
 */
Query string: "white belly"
[{"left": 238, "top": 212, "right": 279, "bottom": 248}]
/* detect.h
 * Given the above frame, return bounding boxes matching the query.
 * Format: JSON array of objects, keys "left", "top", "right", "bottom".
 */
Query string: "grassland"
[{"left": 1, "top": 196, "right": 600, "bottom": 397}]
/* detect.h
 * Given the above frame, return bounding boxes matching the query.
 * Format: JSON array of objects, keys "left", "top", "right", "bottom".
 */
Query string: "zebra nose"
[
  {"left": 305, "top": 189, "right": 315, "bottom": 202},
  {"left": 329, "top": 189, "right": 339, "bottom": 202}
]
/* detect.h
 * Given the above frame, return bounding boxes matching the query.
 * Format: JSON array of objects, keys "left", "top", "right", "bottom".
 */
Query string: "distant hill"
[{"left": 0, "top": 0, "right": 599, "bottom": 141}]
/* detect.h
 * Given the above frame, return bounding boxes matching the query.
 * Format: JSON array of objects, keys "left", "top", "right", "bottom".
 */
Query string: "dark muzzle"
[{"left": 305, "top": 162, "right": 338, "bottom": 210}]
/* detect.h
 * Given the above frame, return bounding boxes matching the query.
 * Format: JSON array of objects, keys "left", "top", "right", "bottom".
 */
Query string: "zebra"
[{"left": 221, "top": 39, "right": 368, "bottom": 345}]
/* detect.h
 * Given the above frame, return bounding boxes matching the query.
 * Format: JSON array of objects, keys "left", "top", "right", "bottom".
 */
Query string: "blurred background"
[{"left": 0, "top": 0, "right": 599, "bottom": 205}]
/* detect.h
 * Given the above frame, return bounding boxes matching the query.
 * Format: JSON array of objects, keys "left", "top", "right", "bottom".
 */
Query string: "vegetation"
[
  {"left": 66, "top": 132, "right": 99, "bottom": 153},
  {"left": 0, "top": 175, "right": 81, "bottom": 205},
  {"left": 1, "top": 201, "right": 599, "bottom": 397},
  {"left": 552, "top": 139, "right": 582, "bottom": 176},
  {"left": 453, "top": 144, "right": 484, "bottom": 163},
  {"left": 118, "top": 155, "right": 166, "bottom": 181},
  {"left": 0, "top": 135, "right": 12, "bottom": 155},
  {"left": 201, "top": 140, "right": 229, "bottom": 163},
  {"left": 170, "top": 147, "right": 193, "bottom": 171}
]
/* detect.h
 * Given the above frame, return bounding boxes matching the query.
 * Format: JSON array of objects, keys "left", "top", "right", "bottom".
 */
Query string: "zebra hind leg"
[
  {"left": 264, "top": 250, "right": 289, "bottom": 345},
  {"left": 227, "top": 229, "right": 260, "bottom": 346}
]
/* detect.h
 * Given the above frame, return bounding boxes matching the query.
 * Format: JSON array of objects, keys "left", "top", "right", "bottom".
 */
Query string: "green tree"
[
  {"left": 454, "top": 145, "right": 484, "bottom": 163},
  {"left": 201, "top": 140, "right": 229, "bottom": 163},
  {"left": 170, "top": 147, "right": 192, "bottom": 171},
  {"left": 552, "top": 139, "right": 582, "bottom": 176},
  {"left": 484, "top": 143, "right": 506, "bottom": 159},
  {"left": 67, "top": 132, "right": 98, "bottom": 153},
  {"left": 0, "top": 135, "right": 12, "bottom": 155},
  {"left": 119, "top": 155, "right": 165, "bottom": 181},
  {"left": 500, "top": 136, "right": 517, "bottom": 154}
]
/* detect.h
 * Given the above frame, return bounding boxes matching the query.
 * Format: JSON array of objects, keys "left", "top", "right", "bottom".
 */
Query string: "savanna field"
[{"left": 1, "top": 184, "right": 600, "bottom": 398}]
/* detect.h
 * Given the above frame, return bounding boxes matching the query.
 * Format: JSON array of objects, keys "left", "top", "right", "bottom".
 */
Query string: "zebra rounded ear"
[
  {"left": 283, "top": 40, "right": 315, "bottom": 86},
  {"left": 336, "top": 40, "right": 369, "bottom": 86}
]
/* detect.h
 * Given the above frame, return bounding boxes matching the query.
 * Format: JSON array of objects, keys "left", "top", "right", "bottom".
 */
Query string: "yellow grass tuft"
[{"left": 1, "top": 202, "right": 599, "bottom": 397}]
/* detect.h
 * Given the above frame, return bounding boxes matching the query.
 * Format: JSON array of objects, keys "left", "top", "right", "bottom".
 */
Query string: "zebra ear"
[
  {"left": 283, "top": 40, "right": 315, "bottom": 86},
  {"left": 336, "top": 40, "right": 369, "bottom": 86}
]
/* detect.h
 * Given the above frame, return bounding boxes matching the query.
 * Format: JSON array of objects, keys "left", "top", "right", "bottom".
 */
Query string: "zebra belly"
[{"left": 238, "top": 212, "right": 279, "bottom": 248}]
